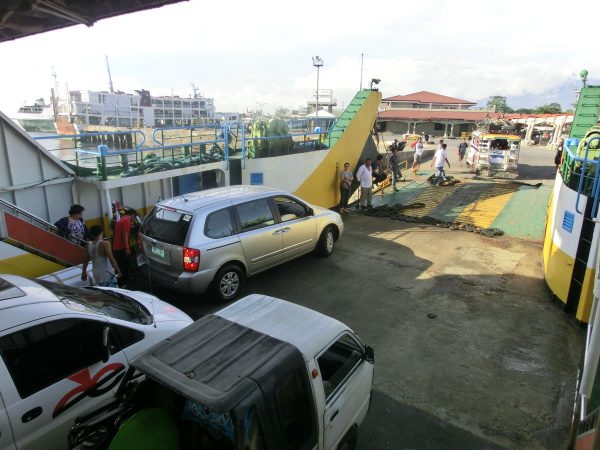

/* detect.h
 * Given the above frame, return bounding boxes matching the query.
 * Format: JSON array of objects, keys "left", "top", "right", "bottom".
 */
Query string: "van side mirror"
[
  {"left": 308, "top": 208, "right": 315, "bottom": 216},
  {"left": 365, "top": 345, "right": 374, "bottom": 364},
  {"left": 102, "top": 326, "right": 111, "bottom": 363}
]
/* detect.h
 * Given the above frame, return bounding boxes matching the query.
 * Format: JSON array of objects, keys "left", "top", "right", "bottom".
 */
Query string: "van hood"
[{"left": 107, "top": 288, "right": 193, "bottom": 325}]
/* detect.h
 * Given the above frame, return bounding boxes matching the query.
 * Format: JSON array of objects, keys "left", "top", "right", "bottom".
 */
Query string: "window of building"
[{"left": 434, "top": 123, "right": 446, "bottom": 131}]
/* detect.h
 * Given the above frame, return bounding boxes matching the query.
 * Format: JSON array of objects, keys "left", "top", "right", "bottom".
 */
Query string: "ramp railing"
[{"left": 0, "top": 198, "right": 88, "bottom": 266}]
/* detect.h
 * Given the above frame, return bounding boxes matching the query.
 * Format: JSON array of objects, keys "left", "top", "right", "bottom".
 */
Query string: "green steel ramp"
[{"left": 570, "top": 86, "right": 600, "bottom": 140}]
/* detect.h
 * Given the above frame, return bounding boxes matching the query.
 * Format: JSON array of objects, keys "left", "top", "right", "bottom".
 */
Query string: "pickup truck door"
[
  {"left": 318, "top": 333, "right": 373, "bottom": 450},
  {"left": 0, "top": 388, "right": 16, "bottom": 450},
  {"left": 0, "top": 316, "right": 129, "bottom": 450}
]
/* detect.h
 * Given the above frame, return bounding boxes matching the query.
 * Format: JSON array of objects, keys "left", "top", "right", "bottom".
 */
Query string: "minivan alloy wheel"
[{"left": 220, "top": 271, "right": 240, "bottom": 297}]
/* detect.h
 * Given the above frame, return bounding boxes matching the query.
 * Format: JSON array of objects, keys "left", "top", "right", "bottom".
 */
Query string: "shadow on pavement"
[
  {"left": 358, "top": 391, "right": 507, "bottom": 450},
  {"left": 516, "top": 163, "right": 556, "bottom": 181}
]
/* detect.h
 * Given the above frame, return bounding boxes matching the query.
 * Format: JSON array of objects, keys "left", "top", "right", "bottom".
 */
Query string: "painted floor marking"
[{"left": 456, "top": 183, "right": 518, "bottom": 228}]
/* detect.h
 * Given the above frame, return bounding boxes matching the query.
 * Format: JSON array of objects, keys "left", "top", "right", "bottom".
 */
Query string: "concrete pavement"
[{"left": 138, "top": 211, "right": 582, "bottom": 449}]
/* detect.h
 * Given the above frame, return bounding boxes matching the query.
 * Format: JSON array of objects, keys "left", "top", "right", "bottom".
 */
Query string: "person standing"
[
  {"left": 54, "top": 204, "right": 91, "bottom": 245},
  {"left": 458, "top": 138, "right": 468, "bottom": 166},
  {"left": 431, "top": 143, "right": 451, "bottom": 179},
  {"left": 390, "top": 148, "right": 401, "bottom": 192},
  {"left": 112, "top": 208, "right": 136, "bottom": 287},
  {"left": 555, "top": 138, "right": 565, "bottom": 171},
  {"left": 372, "top": 154, "right": 387, "bottom": 185},
  {"left": 412, "top": 137, "right": 424, "bottom": 175},
  {"left": 356, "top": 158, "right": 373, "bottom": 209},
  {"left": 81, "top": 225, "right": 121, "bottom": 287},
  {"left": 339, "top": 162, "right": 353, "bottom": 213}
]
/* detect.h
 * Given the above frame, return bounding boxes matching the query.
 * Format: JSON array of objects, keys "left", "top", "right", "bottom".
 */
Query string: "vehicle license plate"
[
  {"left": 490, "top": 152, "right": 504, "bottom": 164},
  {"left": 151, "top": 246, "right": 165, "bottom": 258}
]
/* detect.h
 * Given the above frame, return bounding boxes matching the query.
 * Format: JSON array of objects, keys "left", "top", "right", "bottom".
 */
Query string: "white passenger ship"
[{"left": 15, "top": 87, "right": 217, "bottom": 134}]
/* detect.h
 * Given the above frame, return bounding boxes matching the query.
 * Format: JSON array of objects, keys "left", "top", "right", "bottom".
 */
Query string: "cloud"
[{"left": 0, "top": 0, "right": 598, "bottom": 115}]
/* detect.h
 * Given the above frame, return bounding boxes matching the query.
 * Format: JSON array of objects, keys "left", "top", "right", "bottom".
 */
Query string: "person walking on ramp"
[{"left": 431, "top": 143, "right": 451, "bottom": 181}]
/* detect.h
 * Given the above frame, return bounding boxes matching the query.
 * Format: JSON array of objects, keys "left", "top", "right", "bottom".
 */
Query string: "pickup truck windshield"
[{"left": 36, "top": 280, "right": 151, "bottom": 324}]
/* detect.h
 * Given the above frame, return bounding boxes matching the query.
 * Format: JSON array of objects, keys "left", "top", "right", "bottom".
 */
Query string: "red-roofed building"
[{"left": 378, "top": 91, "right": 496, "bottom": 138}]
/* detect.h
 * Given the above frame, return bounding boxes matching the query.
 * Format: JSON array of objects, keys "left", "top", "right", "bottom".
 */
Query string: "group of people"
[
  {"left": 339, "top": 137, "right": 469, "bottom": 210},
  {"left": 54, "top": 204, "right": 138, "bottom": 288}
]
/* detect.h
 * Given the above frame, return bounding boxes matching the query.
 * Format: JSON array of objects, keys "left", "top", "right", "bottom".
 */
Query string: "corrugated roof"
[
  {"left": 383, "top": 91, "right": 476, "bottom": 105},
  {"left": 378, "top": 109, "right": 500, "bottom": 122},
  {"left": 0, "top": 0, "right": 186, "bottom": 44},
  {"left": 131, "top": 313, "right": 301, "bottom": 412}
]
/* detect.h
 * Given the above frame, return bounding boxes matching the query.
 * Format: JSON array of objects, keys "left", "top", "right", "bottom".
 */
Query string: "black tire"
[
  {"left": 337, "top": 426, "right": 357, "bottom": 450},
  {"left": 213, "top": 264, "right": 245, "bottom": 301},
  {"left": 316, "top": 226, "right": 336, "bottom": 257}
]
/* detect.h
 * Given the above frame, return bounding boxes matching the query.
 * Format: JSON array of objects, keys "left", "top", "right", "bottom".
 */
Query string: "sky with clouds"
[{"left": 0, "top": 0, "right": 598, "bottom": 115}]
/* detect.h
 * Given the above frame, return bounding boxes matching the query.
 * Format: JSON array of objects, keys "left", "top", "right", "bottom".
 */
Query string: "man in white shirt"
[
  {"left": 412, "top": 137, "right": 425, "bottom": 175},
  {"left": 356, "top": 158, "right": 373, "bottom": 209},
  {"left": 431, "top": 143, "right": 450, "bottom": 179}
]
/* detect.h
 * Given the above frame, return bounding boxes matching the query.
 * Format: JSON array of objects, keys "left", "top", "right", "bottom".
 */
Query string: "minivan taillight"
[{"left": 183, "top": 247, "right": 200, "bottom": 272}]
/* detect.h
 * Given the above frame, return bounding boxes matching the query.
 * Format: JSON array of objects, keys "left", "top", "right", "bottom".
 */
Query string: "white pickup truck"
[{"left": 70, "top": 294, "right": 375, "bottom": 450}]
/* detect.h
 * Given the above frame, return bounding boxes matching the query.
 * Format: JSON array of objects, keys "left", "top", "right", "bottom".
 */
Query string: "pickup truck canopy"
[{"left": 131, "top": 313, "right": 302, "bottom": 412}]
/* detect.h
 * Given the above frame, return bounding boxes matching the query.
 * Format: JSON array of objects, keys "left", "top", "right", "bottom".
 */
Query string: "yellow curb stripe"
[
  {"left": 456, "top": 184, "right": 518, "bottom": 228},
  {"left": 0, "top": 253, "right": 65, "bottom": 277},
  {"left": 407, "top": 185, "right": 461, "bottom": 217}
]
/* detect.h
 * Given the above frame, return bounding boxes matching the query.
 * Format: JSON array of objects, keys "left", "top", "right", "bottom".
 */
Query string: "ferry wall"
[
  {"left": 243, "top": 90, "right": 382, "bottom": 208},
  {"left": 0, "top": 110, "right": 75, "bottom": 223}
]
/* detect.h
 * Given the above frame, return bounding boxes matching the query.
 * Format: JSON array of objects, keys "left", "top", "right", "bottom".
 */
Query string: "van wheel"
[
  {"left": 316, "top": 226, "right": 335, "bottom": 257},
  {"left": 337, "top": 426, "right": 357, "bottom": 450},
  {"left": 213, "top": 264, "right": 244, "bottom": 301}
]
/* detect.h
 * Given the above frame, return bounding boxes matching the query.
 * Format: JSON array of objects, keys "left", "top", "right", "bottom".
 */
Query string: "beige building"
[{"left": 378, "top": 91, "right": 498, "bottom": 137}]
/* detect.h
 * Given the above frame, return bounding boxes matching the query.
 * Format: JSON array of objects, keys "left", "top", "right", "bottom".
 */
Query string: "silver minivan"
[{"left": 139, "top": 185, "right": 344, "bottom": 300}]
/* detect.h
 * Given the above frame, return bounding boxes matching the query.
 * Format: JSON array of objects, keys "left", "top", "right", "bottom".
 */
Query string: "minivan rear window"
[{"left": 142, "top": 207, "right": 192, "bottom": 246}]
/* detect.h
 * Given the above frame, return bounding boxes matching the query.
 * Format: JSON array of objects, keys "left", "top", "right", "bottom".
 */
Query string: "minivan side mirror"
[
  {"left": 102, "top": 326, "right": 111, "bottom": 363},
  {"left": 308, "top": 207, "right": 315, "bottom": 216},
  {"left": 365, "top": 345, "right": 374, "bottom": 364}
]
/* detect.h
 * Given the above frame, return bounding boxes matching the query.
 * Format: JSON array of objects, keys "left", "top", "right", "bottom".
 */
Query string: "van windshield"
[
  {"left": 36, "top": 279, "right": 151, "bottom": 324},
  {"left": 142, "top": 207, "right": 192, "bottom": 246}
]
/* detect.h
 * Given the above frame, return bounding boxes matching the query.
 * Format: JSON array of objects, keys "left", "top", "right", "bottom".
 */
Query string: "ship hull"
[{"left": 16, "top": 118, "right": 56, "bottom": 133}]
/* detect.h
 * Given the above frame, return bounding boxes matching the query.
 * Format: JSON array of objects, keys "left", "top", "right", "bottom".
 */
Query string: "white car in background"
[{"left": 0, "top": 274, "right": 192, "bottom": 450}]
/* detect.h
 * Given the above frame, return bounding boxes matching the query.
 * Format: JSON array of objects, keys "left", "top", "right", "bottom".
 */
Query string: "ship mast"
[
  {"left": 50, "top": 67, "right": 59, "bottom": 122},
  {"left": 191, "top": 83, "right": 199, "bottom": 99},
  {"left": 106, "top": 55, "right": 114, "bottom": 93}
]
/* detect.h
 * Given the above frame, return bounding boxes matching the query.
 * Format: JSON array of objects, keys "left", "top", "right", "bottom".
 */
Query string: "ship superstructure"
[
  {"left": 13, "top": 98, "right": 56, "bottom": 132},
  {"left": 57, "top": 88, "right": 216, "bottom": 133}
]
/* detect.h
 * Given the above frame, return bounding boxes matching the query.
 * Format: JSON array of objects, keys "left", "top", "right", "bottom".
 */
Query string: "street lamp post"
[
  {"left": 312, "top": 56, "right": 324, "bottom": 121},
  {"left": 256, "top": 102, "right": 267, "bottom": 118}
]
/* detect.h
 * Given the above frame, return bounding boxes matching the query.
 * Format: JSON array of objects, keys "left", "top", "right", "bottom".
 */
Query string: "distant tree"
[
  {"left": 487, "top": 96, "right": 513, "bottom": 113},
  {"left": 535, "top": 103, "right": 562, "bottom": 114},
  {"left": 275, "top": 106, "right": 290, "bottom": 118},
  {"left": 514, "top": 108, "right": 535, "bottom": 114}
]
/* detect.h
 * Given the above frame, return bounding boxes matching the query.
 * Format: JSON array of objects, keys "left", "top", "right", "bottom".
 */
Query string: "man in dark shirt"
[{"left": 458, "top": 139, "right": 468, "bottom": 166}]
